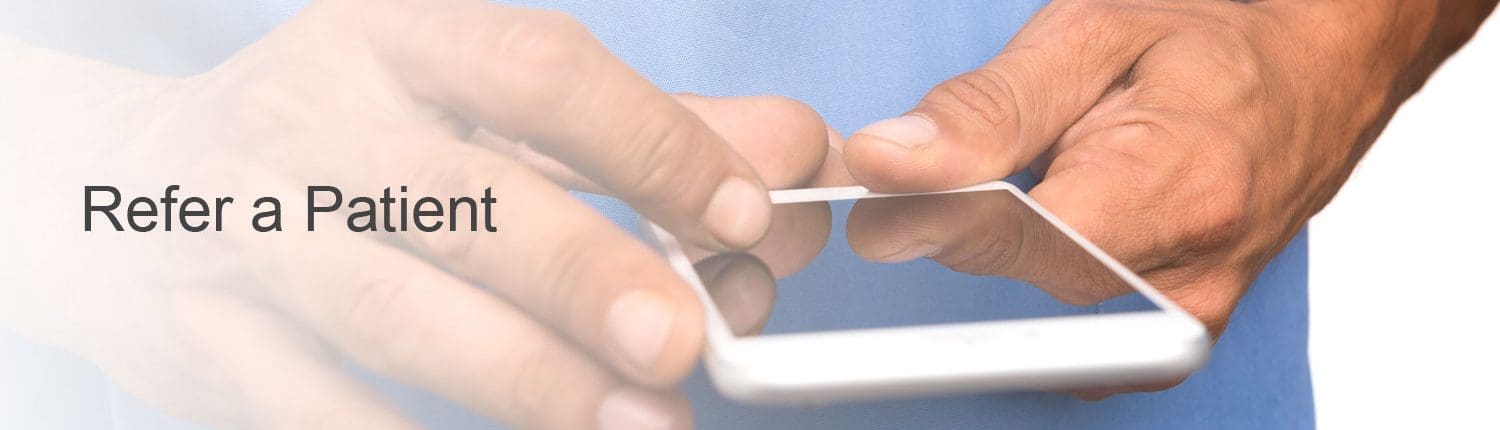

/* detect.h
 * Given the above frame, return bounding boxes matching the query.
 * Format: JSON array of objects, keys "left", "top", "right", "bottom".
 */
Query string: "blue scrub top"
[{"left": 0, "top": 1, "right": 1314, "bottom": 428}]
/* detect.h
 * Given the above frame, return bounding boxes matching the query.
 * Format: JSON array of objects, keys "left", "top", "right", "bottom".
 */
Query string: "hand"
[
  {"left": 840, "top": 0, "right": 1483, "bottom": 397},
  {"left": 0, "top": 0, "right": 841, "bottom": 428}
]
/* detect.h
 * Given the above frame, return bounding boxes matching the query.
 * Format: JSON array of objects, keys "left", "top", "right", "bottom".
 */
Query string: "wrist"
[
  {"left": 1270, "top": 0, "right": 1496, "bottom": 102},
  {"left": 1232, "top": 2, "right": 1424, "bottom": 222}
]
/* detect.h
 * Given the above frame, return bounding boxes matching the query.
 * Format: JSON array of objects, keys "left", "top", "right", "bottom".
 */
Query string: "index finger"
[{"left": 364, "top": 0, "right": 771, "bottom": 249}]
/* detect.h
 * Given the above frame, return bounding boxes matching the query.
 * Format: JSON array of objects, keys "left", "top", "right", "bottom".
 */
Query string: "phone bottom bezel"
[
  {"left": 703, "top": 311, "right": 1207, "bottom": 405},
  {"left": 646, "top": 181, "right": 1209, "bottom": 405}
]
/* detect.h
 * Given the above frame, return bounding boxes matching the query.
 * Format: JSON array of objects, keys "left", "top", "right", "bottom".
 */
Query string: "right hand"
[{"left": 0, "top": 0, "right": 843, "bottom": 428}]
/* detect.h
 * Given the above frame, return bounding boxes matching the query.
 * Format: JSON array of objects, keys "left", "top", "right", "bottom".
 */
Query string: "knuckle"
[
  {"left": 927, "top": 68, "right": 1016, "bottom": 132},
  {"left": 1056, "top": 123, "right": 1254, "bottom": 263},
  {"left": 1174, "top": 137, "right": 1253, "bottom": 252},
  {"left": 935, "top": 229, "right": 1022, "bottom": 278},
  {"left": 1184, "top": 183, "right": 1250, "bottom": 251},
  {"left": 609, "top": 119, "right": 711, "bottom": 205},
  {"left": 532, "top": 229, "right": 608, "bottom": 321},
  {"left": 492, "top": 10, "right": 590, "bottom": 63},
  {"left": 1046, "top": 1, "right": 1172, "bottom": 82},
  {"left": 1168, "top": 31, "right": 1269, "bottom": 111},
  {"left": 477, "top": 10, "right": 594, "bottom": 105},
  {"left": 404, "top": 151, "right": 509, "bottom": 256},
  {"left": 1212, "top": 33, "right": 1262, "bottom": 79},
  {"left": 416, "top": 226, "right": 480, "bottom": 268},
  {"left": 1057, "top": 1, "right": 1143, "bottom": 53}
]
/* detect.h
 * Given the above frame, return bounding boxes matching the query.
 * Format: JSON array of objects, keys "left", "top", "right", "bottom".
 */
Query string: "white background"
[{"left": 1309, "top": 16, "right": 1500, "bottom": 430}]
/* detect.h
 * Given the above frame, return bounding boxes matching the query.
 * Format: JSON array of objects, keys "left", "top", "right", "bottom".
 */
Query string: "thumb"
[{"left": 842, "top": 7, "right": 1166, "bottom": 192}]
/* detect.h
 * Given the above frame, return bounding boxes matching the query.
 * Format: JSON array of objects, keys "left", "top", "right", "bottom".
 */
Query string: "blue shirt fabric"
[{"left": 0, "top": 1, "right": 1314, "bottom": 428}]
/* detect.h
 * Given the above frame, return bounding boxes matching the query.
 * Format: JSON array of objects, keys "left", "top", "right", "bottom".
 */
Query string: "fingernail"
[
  {"left": 854, "top": 115, "right": 938, "bottom": 149},
  {"left": 881, "top": 243, "right": 941, "bottom": 263},
  {"left": 703, "top": 177, "right": 771, "bottom": 249},
  {"left": 598, "top": 389, "right": 675, "bottom": 430},
  {"left": 606, "top": 291, "right": 676, "bottom": 372}
]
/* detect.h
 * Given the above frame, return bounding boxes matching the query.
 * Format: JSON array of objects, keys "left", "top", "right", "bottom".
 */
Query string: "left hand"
[{"left": 840, "top": 0, "right": 1430, "bottom": 397}]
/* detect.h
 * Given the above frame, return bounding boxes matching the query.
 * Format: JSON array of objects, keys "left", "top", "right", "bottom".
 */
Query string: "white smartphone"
[{"left": 647, "top": 181, "right": 1207, "bottom": 405}]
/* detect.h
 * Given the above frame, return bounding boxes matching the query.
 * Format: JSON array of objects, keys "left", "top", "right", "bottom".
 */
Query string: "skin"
[
  {"left": 692, "top": 202, "right": 840, "bottom": 338},
  {"left": 1, "top": 0, "right": 1495, "bottom": 426},
  {"left": 842, "top": 0, "right": 1498, "bottom": 398},
  {"left": 0, "top": 0, "right": 843, "bottom": 428}
]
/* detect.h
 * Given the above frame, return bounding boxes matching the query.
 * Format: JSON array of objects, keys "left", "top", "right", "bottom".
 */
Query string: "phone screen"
[{"left": 689, "top": 188, "right": 1163, "bottom": 337}]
